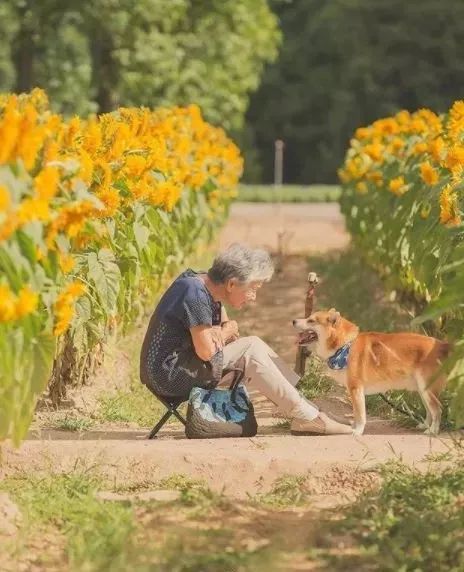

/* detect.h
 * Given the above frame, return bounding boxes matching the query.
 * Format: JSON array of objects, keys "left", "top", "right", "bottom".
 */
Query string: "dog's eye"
[{"left": 307, "top": 318, "right": 315, "bottom": 324}]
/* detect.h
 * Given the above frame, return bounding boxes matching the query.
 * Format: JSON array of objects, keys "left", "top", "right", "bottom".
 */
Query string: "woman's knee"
[{"left": 242, "top": 335, "right": 270, "bottom": 356}]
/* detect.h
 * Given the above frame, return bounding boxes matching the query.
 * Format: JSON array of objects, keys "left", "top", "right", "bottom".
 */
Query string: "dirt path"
[
  {"left": 219, "top": 202, "right": 348, "bottom": 255},
  {"left": 2, "top": 202, "right": 453, "bottom": 496}
]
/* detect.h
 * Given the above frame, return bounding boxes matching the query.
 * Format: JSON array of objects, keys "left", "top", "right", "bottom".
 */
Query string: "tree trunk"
[
  {"left": 90, "top": 31, "right": 118, "bottom": 113},
  {"left": 12, "top": 1, "right": 36, "bottom": 93}
]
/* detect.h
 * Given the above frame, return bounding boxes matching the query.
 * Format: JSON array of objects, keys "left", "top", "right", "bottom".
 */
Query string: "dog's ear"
[{"left": 328, "top": 309, "right": 341, "bottom": 326}]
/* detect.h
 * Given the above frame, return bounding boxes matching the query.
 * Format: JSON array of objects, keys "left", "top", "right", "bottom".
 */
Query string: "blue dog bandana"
[{"left": 327, "top": 341, "right": 353, "bottom": 370}]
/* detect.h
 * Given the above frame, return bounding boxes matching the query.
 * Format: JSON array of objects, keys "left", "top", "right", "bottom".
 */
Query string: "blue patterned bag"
[{"left": 185, "top": 363, "right": 257, "bottom": 439}]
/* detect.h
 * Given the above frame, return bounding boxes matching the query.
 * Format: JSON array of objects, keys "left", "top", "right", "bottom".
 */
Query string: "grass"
[
  {"left": 1, "top": 469, "right": 137, "bottom": 572},
  {"left": 97, "top": 376, "right": 182, "bottom": 427},
  {"left": 155, "top": 531, "right": 274, "bottom": 572},
  {"left": 4, "top": 459, "right": 463, "bottom": 572},
  {"left": 157, "top": 474, "right": 225, "bottom": 509},
  {"left": 298, "top": 354, "right": 335, "bottom": 400},
  {"left": 53, "top": 415, "right": 95, "bottom": 432},
  {"left": 254, "top": 474, "right": 313, "bottom": 508},
  {"left": 237, "top": 184, "right": 340, "bottom": 203},
  {"left": 0, "top": 469, "right": 284, "bottom": 572},
  {"left": 312, "top": 453, "right": 464, "bottom": 571}
]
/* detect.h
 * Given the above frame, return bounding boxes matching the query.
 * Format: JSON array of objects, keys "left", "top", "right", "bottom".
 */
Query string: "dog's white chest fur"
[{"left": 325, "top": 366, "right": 348, "bottom": 387}]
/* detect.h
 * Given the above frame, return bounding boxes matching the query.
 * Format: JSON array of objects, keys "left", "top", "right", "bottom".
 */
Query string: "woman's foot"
[{"left": 290, "top": 412, "right": 352, "bottom": 435}]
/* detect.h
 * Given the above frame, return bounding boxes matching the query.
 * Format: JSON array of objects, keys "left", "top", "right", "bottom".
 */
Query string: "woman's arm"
[{"left": 190, "top": 325, "right": 223, "bottom": 361}]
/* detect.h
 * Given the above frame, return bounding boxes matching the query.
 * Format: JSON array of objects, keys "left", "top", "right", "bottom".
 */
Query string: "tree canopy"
[
  {"left": 245, "top": 0, "right": 464, "bottom": 183},
  {"left": 0, "top": 0, "right": 280, "bottom": 130}
]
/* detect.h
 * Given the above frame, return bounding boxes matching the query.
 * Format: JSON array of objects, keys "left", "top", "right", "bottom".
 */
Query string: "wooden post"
[{"left": 294, "top": 272, "right": 319, "bottom": 375}]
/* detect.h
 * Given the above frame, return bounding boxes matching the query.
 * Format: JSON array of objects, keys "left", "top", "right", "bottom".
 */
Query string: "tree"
[
  {"left": 245, "top": 0, "right": 464, "bottom": 183},
  {"left": 0, "top": 0, "right": 280, "bottom": 131}
]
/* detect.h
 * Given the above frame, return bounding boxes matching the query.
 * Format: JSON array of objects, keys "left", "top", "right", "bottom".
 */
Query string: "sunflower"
[
  {"left": 389, "top": 176, "right": 408, "bottom": 196},
  {"left": 15, "top": 286, "right": 39, "bottom": 318},
  {"left": 439, "top": 185, "right": 461, "bottom": 226},
  {"left": 419, "top": 161, "right": 439, "bottom": 185},
  {"left": 0, "top": 184, "right": 11, "bottom": 212}
]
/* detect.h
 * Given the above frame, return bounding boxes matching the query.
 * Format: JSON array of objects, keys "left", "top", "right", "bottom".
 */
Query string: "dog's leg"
[
  {"left": 417, "top": 373, "right": 443, "bottom": 435},
  {"left": 349, "top": 386, "right": 366, "bottom": 435},
  {"left": 417, "top": 389, "right": 432, "bottom": 430},
  {"left": 418, "top": 388, "right": 442, "bottom": 435}
]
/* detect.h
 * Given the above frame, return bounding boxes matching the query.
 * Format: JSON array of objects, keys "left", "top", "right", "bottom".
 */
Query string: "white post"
[
  {"left": 273, "top": 139, "right": 286, "bottom": 270},
  {"left": 274, "top": 139, "right": 284, "bottom": 187}
]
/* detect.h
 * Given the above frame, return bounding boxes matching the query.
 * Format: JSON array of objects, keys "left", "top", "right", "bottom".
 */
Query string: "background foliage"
[
  {"left": 0, "top": 0, "right": 280, "bottom": 130},
  {"left": 245, "top": 0, "right": 464, "bottom": 183}
]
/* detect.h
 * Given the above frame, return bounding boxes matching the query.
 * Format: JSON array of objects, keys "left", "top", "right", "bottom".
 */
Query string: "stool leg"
[
  {"left": 172, "top": 408, "right": 187, "bottom": 426},
  {"left": 148, "top": 410, "right": 172, "bottom": 439}
]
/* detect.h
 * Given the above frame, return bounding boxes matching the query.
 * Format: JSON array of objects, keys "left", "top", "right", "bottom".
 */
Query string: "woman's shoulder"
[{"left": 174, "top": 269, "right": 210, "bottom": 302}]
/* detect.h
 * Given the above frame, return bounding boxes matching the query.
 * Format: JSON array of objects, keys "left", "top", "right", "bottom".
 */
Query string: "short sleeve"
[{"left": 182, "top": 291, "right": 213, "bottom": 329}]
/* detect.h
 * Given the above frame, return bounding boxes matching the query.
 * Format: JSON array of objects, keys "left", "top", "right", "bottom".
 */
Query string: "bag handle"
[{"left": 227, "top": 356, "right": 247, "bottom": 402}]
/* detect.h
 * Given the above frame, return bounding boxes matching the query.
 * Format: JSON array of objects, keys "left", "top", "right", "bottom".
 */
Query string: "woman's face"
[{"left": 225, "top": 280, "right": 263, "bottom": 309}]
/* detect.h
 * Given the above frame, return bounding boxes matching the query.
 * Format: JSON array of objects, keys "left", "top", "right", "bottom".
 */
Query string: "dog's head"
[{"left": 293, "top": 308, "right": 359, "bottom": 358}]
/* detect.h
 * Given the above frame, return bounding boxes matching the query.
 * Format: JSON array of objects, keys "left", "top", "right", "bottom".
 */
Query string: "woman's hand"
[
  {"left": 210, "top": 326, "right": 225, "bottom": 352},
  {"left": 221, "top": 320, "right": 239, "bottom": 344}
]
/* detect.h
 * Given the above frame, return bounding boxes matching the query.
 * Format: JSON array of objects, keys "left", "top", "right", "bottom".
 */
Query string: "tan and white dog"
[{"left": 293, "top": 309, "right": 451, "bottom": 435}]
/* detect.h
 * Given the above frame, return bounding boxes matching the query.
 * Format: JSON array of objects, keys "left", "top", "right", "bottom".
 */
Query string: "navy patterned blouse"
[{"left": 140, "top": 269, "right": 223, "bottom": 398}]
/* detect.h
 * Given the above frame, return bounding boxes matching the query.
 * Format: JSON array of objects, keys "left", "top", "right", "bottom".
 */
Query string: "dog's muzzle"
[{"left": 296, "top": 329, "right": 318, "bottom": 345}]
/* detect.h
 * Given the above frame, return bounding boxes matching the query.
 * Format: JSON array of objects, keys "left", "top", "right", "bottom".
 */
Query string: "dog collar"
[{"left": 327, "top": 341, "right": 353, "bottom": 370}]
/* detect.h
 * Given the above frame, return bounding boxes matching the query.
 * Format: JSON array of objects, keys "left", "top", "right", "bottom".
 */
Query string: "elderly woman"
[{"left": 140, "top": 243, "right": 351, "bottom": 435}]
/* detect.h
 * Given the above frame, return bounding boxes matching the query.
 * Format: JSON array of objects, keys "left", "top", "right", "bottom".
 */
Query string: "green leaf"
[
  {"left": 133, "top": 220, "right": 150, "bottom": 252},
  {"left": 30, "top": 332, "right": 56, "bottom": 394},
  {"left": 87, "top": 249, "right": 121, "bottom": 313}
]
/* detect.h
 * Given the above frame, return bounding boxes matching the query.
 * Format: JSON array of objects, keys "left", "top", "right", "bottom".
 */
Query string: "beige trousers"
[{"left": 221, "top": 336, "right": 319, "bottom": 421}]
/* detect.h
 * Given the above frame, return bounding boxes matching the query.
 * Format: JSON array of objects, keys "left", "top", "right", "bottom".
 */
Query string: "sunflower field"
[
  {"left": 338, "top": 101, "right": 464, "bottom": 423},
  {"left": 0, "top": 89, "right": 242, "bottom": 444}
]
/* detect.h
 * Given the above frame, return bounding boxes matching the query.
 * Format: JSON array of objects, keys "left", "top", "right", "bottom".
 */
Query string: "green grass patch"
[
  {"left": 254, "top": 474, "right": 312, "bottom": 508},
  {"left": 298, "top": 354, "right": 335, "bottom": 400},
  {"left": 156, "top": 531, "right": 274, "bottom": 572},
  {"left": 0, "top": 469, "right": 279, "bottom": 571},
  {"left": 313, "top": 457, "right": 464, "bottom": 571},
  {"left": 53, "top": 414, "right": 95, "bottom": 432},
  {"left": 1, "top": 469, "right": 137, "bottom": 572},
  {"left": 238, "top": 184, "right": 340, "bottom": 203},
  {"left": 157, "top": 474, "right": 225, "bottom": 509},
  {"left": 97, "top": 377, "right": 180, "bottom": 427}
]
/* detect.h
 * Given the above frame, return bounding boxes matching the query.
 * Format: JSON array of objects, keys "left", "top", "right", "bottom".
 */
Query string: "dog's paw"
[
  {"left": 424, "top": 427, "right": 440, "bottom": 436},
  {"left": 352, "top": 426, "right": 365, "bottom": 436}
]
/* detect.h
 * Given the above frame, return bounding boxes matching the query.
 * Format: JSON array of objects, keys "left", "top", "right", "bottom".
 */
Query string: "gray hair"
[{"left": 208, "top": 243, "right": 274, "bottom": 285}]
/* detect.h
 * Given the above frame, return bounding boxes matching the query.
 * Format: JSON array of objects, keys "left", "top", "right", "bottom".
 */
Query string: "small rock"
[
  {"left": 0, "top": 493, "right": 22, "bottom": 536},
  {"left": 358, "top": 462, "right": 381, "bottom": 473},
  {"left": 243, "top": 538, "right": 270, "bottom": 552},
  {"left": 136, "top": 489, "right": 181, "bottom": 502}
]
